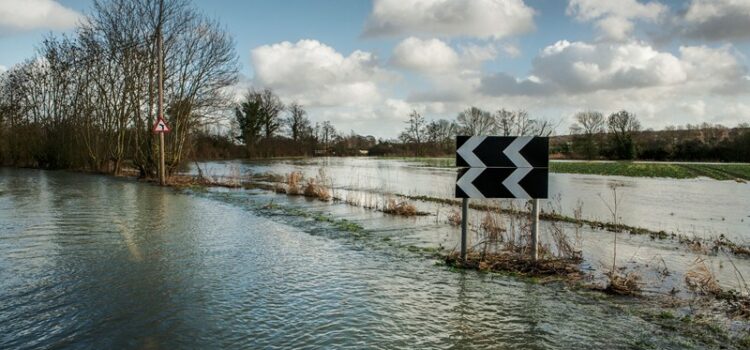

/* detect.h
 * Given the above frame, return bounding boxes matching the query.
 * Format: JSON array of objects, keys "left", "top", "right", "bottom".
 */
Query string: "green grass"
[
  {"left": 549, "top": 162, "right": 750, "bottom": 181},
  {"left": 385, "top": 156, "right": 750, "bottom": 181}
]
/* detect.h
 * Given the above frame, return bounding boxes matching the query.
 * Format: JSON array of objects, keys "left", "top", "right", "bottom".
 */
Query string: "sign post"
[
  {"left": 454, "top": 136, "right": 549, "bottom": 261},
  {"left": 153, "top": 117, "right": 171, "bottom": 185},
  {"left": 461, "top": 198, "right": 468, "bottom": 261}
]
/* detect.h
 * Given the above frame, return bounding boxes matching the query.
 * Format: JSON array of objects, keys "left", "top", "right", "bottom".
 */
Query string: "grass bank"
[
  {"left": 387, "top": 157, "right": 750, "bottom": 181},
  {"left": 550, "top": 162, "right": 750, "bottom": 181}
]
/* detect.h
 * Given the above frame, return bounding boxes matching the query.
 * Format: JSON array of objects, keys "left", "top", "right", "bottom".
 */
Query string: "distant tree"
[
  {"left": 259, "top": 89, "right": 284, "bottom": 139},
  {"left": 495, "top": 109, "right": 515, "bottom": 136},
  {"left": 234, "top": 88, "right": 284, "bottom": 157},
  {"left": 571, "top": 111, "right": 605, "bottom": 159},
  {"left": 399, "top": 110, "right": 426, "bottom": 156},
  {"left": 496, "top": 108, "right": 555, "bottom": 136},
  {"left": 235, "top": 90, "right": 264, "bottom": 151},
  {"left": 607, "top": 110, "right": 641, "bottom": 159},
  {"left": 286, "top": 101, "right": 309, "bottom": 141},
  {"left": 457, "top": 107, "right": 494, "bottom": 135},
  {"left": 426, "top": 118, "right": 458, "bottom": 152},
  {"left": 318, "top": 121, "right": 336, "bottom": 152}
]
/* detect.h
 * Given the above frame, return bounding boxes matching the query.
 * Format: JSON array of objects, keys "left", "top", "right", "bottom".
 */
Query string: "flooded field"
[
  {"left": 192, "top": 157, "right": 750, "bottom": 242},
  {"left": 1, "top": 165, "right": 749, "bottom": 348}
]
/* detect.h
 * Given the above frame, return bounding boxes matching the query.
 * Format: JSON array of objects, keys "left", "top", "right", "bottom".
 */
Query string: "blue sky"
[{"left": 1, "top": 0, "right": 749, "bottom": 138}]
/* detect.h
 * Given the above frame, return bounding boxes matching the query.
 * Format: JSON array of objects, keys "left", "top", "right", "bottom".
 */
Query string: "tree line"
[
  {"left": 0, "top": 0, "right": 745, "bottom": 169},
  {"left": 232, "top": 89, "right": 375, "bottom": 157},
  {"left": 0, "top": 0, "right": 238, "bottom": 176},
  {"left": 231, "top": 90, "right": 555, "bottom": 157},
  {"left": 563, "top": 110, "right": 750, "bottom": 162}
]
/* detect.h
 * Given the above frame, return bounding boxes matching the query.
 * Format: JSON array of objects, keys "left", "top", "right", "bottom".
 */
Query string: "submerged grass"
[
  {"left": 399, "top": 193, "right": 750, "bottom": 258},
  {"left": 550, "top": 161, "right": 750, "bottom": 181},
  {"left": 170, "top": 169, "right": 750, "bottom": 346}
]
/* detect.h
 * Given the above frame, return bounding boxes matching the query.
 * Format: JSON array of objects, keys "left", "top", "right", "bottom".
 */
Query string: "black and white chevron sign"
[
  {"left": 455, "top": 136, "right": 549, "bottom": 199},
  {"left": 456, "top": 136, "right": 548, "bottom": 168}
]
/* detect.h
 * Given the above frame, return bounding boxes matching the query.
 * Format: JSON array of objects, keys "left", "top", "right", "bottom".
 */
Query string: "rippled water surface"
[{"left": 0, "top": 168, "right": 733, "bottom": 349}]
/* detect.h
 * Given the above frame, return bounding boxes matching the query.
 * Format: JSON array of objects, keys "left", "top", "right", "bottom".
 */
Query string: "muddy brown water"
[{"left": 0, "top": 167, "right": 746, "bottom": 349}]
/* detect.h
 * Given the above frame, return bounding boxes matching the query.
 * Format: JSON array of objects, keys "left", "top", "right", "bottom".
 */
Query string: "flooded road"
[
  {"left": 0, "top": 168, "right": 729, "bottom": 349},
  {"left": 192, "top": 157, "right": 750, "bottom": 242}
]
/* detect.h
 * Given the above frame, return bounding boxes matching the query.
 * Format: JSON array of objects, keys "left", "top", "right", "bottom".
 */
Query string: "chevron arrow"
[
  {"left": 456, "top": 136, "right": 548, "bottom": 168},
  {"left": 455, "top": 136, "right": 486, "bottom": 167},
  {"left": 455, "top": 167, "right": 548, "bottom": 199}
]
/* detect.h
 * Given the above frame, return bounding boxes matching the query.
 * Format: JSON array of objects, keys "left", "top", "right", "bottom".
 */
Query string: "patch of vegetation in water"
[
  {"left": 257, "top": 202, "right": 366, "bottom": 235},
  {"left": 399, "top": 193, "right": 750, "bottom": 258}
]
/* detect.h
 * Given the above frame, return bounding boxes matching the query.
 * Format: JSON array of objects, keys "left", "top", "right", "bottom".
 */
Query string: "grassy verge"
[
  {"left": 386, "top": 157, "right": 750, "bottom": 181},
  {"left": 549, "top": 162, "right": 750, "bottom": 181}
]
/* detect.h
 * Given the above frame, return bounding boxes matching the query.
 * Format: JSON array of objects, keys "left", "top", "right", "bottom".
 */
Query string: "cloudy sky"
[{"left": 1, "top": 0, "right": 749, "bottom": 138}]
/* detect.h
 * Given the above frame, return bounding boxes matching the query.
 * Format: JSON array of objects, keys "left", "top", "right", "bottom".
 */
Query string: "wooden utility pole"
[{"left": 157, "top": 0, "right": 165, "bottom": 186}]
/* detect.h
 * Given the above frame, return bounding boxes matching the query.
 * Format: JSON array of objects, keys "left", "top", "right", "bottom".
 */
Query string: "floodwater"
[
  {"left": 0, "top": 167, "right": 739, "bottom": 349},
  {"left": 193, "top": 157, "right": 750, "bottom": 242}
]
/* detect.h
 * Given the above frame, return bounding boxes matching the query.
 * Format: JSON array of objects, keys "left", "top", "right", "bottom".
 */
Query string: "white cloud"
[
  {"left": 679, "top": 0, "right": 750, "bottom": 41},
  {"left": 482, "top": 40, "right": 693, "bottom": 95},
  {"left": 391, "top": 37, "right": 460, "bottom": 73},
  {"left": 567, "top": 0, "right": 667, "bottom": 41},
  {"left": 0, "top": 0, "right": 82, "bottom": 35},
  {"left": 251, "top": 39, "right": 392, "bottom": 107},
  {"left": 389, "top": 38, "right": 501, "bottom": 104},
  {"left": 363, "top": 0, "right": 535, "bottom": 39},
  {"left": 472, "top": 40, "right": 750, "bottom": 130},
  {"left": 0, "top": 65, "right": 6, "bottom": 74},
  {"left": 484, "top": 41, "right": 749, "bottom": 98},
  {"left": 390, "top": 37, "right": 499, "bottom": 75}
]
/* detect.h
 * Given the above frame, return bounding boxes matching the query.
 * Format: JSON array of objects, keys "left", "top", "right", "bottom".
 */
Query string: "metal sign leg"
[
  {"left": 461, "top": 198, "right": 468, "bottom": 261},
  {"left": 531, "top": 199, "right": 539, "bottom": 261}
]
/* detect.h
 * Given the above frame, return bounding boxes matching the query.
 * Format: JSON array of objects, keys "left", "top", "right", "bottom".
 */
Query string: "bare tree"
[
  {"left": 259, "top": 88, "right": 284, "bottom": 139},
  {"left": 286, "top": 101, "right": 309, "bottom": 142},
  {"left": 608, "top": 110, "right": 641, "bottom": 159},
  {"left": 0, "top": 0, "right": 241, "bottom": 175},
  {"left": 571, "top": 111, "right": 605, "bottom": 159},
  {"left": 399, "top": 110, "right": 426, "bottom": 156},
  {"left": 426, "top": 118, "right": 458, "bottom": 152},
  {"left": 318, "top": 121, "right": 336, "bottom": 152},
  {"left": 457, "top": 107, "right": 494, "bottom": 135},
  {"left": 496, "top": 108, "right": 555, "bottom": 136}
]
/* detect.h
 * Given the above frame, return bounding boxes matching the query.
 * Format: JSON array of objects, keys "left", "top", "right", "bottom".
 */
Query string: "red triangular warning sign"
[{"left": 153, "top": 117, "right": 171, "bottom": 133}]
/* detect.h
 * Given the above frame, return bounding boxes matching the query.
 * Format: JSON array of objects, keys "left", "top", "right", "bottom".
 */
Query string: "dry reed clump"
[
  {"left": 685, "top": 258, "right": 722, "bottom": 296},
  {"left": 444, "top": 251, "right": 582, "bottom": 277},
  {"left": 480, "top": 211, "right": 506, "bottom": 242},
  {"left": 302, "top": 168, "right": 331, "bottom": 201},
  {"left": 605, "top": 272, "right": 641, "bottom": 295},
  {"left": 549, "top": 220, "right": 583, "bottom": 261},
  {"left": 447, "top": 209, "right": 462, "bottom": 226},
  {"left": 383, "top": 198, "right": 418, "bottom": 216},
  {"left": 274, "top": 184, "right": 287, "bottom": 194},
  {"left": 286, "top": 171, "right": 304, "bottom": 195},
  {"left": 303, "top": 179, "right": 331, "bottom": 201},
  {"left": 445, "top": 200, "right": 584, "bottom": 278}
]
